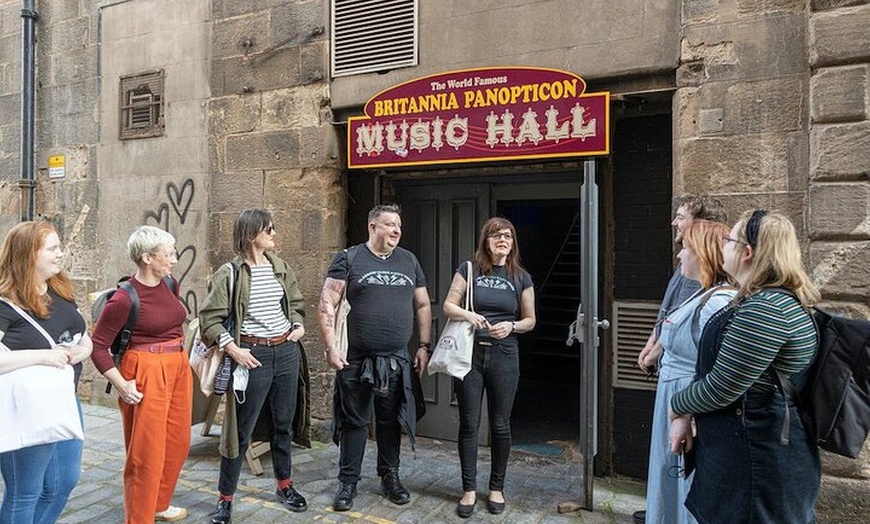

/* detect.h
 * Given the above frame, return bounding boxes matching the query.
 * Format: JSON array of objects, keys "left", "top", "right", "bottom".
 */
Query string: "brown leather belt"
[
  {"left": 127, "top": 336, "right": 184, "bottom": 354},
  {"left": 239, "top": 329, "right": 294, "bottom": 347}
]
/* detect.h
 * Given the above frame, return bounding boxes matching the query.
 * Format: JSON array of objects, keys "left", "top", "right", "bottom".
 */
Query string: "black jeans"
[
  {"left": 218, "top": 340, "right": 300, "bottom": 495},
  {"left": 335, "top": 359, "right": 403, "bottom": 483},
  {"left": 454, "top": 338, "right": 520, "bottom": 492}
]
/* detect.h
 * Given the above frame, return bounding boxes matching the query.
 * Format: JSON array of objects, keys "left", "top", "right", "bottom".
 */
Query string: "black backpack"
[
  {"left": 773, "top": 292, "right": 870, "bottom": 458},
  {"left": 91, "top": 275, "right": 177, "bottom": 393}
]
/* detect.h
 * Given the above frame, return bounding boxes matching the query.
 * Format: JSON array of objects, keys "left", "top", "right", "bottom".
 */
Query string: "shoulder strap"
[
  {"left": 465, "top": 261, "right": 474, "bottom": 312},
  {"left": 0, "top": 297, "right": 57, "bottom": 347},
  {"left": 340, "top": 245, "right": 360, "bottom": 302},
  {"left": 119, "top": 281, "right": 138, "bottom": 335},
  {"left": 226, "top": 261, "right": 239, "bottom": 320},
  {"left": 345, "top": 245, "right": 359, "bottom": 273},
  {"left": 690, "top": 285, "right": 735, "bottom": 346}
]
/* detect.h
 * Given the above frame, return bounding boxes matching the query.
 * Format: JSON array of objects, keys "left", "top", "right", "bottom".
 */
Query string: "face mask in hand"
[{"left": 232, "top": 366, "right": 249, "bottom": 404}]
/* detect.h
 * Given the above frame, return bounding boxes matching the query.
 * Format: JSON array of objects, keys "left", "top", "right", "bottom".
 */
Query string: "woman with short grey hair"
[{"left": 91, "top": 225, "right": 191, "bottom": 523}]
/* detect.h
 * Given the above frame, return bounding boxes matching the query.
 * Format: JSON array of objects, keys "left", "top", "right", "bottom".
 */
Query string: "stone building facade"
[{"left": 0, "top": 0, "right": 867, "bottom": 512}]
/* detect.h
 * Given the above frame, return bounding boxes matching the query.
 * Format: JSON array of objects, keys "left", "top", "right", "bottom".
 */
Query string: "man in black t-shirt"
[{"left": 318, "top": 204, "right": 432, "bottom": 512}]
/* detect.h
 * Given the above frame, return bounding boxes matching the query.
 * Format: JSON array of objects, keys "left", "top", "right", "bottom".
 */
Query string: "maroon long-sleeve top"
[{"left": 90, "top": 276, "right": 186, "bottom": 373}]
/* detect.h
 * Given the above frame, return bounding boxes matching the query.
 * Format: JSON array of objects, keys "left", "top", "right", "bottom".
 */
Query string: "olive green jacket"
[{"left": 198, "top": 252, "right": 311, "bottom": 458}]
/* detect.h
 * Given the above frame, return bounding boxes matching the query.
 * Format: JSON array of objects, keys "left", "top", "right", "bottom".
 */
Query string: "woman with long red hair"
[{"left": 0, "top": 221, "right": 92, "bottom": 523}]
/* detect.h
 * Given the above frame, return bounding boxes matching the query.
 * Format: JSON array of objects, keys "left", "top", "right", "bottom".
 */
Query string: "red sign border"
[{"left": 347, "top": 66, "right": 610, "bottom": 170}]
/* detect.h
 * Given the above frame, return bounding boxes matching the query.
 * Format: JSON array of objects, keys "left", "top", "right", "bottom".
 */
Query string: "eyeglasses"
[
  {"left": 264, "top": 225, "right": 275, "bottom": 234},
  {"left": 721, "top": 236, "right": 747, "bottom": 246},
  {"left": 488, "top": 232, "right": 514, "bottom": 241},
  {"left": 151, "top": 249, "right": 178, "bottom": 260}
]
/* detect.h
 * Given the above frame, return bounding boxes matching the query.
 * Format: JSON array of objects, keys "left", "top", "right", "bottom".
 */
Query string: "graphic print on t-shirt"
[
  {"left": 476, "top": 275, "right": 516, "bottom": 292},
  {"left": 358, "top": 270, "right": 414, "bottom": 287}
]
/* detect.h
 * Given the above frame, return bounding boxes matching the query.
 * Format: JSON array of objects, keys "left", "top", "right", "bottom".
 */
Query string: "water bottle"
[{"left": 213, "top": 354, "right": 233, "bottom": 395}]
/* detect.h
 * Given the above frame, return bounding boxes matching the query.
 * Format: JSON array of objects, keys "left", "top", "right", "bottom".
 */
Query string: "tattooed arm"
[{"left": 318, "top": 276, "right": 348, "bottom": 370}]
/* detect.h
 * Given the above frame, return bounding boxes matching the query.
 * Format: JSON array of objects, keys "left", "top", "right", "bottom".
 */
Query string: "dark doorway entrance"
[
  {"left": 498, "top": 199, "right": 580, "bottom": 455},
  {"left": 395, "top": 176, "right": 582, "bottom": 455}
]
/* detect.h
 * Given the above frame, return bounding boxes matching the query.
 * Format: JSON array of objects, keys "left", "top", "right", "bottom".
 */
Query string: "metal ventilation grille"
[
  {"left": 612, "top": 301, "right": 661, "bottom": 391},
  {"left": 332, "top": 0, "right": 418, "bottom": 77}
]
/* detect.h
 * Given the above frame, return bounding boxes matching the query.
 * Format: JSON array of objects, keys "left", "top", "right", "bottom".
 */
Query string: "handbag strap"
[
  {"left": 464, "top": 261, "right": 475, "bottom": 313},
  {"left": 225, "top": 261, "right": 239, "bottom": 333},
  {"left": 0, "top": 296, "right": 57, "bottom": 347}
]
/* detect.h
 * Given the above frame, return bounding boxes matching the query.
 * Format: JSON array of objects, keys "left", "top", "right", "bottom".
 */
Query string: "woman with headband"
[{"left": 669, "top": 210, "right": 821, "bottom": 523}]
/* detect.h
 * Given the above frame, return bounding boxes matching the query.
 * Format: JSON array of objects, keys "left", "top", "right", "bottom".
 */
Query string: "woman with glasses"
[
  {"left": 440, "top": 217, "right": 536, "bottom": 518},
  {"left": 91, "top": 225, "right": 190, "bottom": 523},
  {"left": 669, "top": 210, "right": 821, "bottom": 523},
  {"left": 0, "top": 221, "right": 92, "bottom": 524},
  {"left": 199, "top": 209, "right": 311, "bottom": 524},
  {"left": 644, "top": 220, "right": 735, "bottom": 524}
]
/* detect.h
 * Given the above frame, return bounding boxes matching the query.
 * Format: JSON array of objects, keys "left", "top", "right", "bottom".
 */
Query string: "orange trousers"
[{"left": 118, "top": 347, "right": 192, "bottom": 524}]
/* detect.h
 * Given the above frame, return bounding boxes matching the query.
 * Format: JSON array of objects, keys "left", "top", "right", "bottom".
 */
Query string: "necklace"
[{"left": 367, "top": 242, "right": 393, "bottom": 259}]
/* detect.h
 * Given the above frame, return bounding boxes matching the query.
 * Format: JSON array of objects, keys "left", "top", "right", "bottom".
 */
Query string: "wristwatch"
[{"left": 418, "top": 341, "right": 431, "bottom": 354}]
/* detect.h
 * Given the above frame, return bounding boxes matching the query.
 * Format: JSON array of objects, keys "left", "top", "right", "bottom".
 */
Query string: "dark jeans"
[
  {"left": 454, "top": 338, "right": 519, "bottom": 492},
  {"left": 218, "top": 340, "right": 300, "bottom": 495},
  {"left": 335, "top": 360, "right": 402, "bottom": 483}
]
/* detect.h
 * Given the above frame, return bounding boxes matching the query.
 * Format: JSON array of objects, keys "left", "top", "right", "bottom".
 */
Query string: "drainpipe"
[{"left": 19, "top": 0, "right": 37, "bottom": 222}]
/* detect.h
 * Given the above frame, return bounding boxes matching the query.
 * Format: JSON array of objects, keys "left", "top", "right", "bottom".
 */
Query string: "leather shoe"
[
  {"left": 381, "top": 470, "right": 411, "bottom": 505},
  {"left": 633, "top": 510, "right": 646, "bottom": 524},
  {"left": 487, "top": 498, "right": 506, "bottom": 515},
  {"left": 276, "top": 485, "right": 307, "bottom": 512},
  {"left": 210, "top": 500, "right": 232, "bottom": 524},
  {"left": 333, "top": 481, "right": 357, "bottom": 512},
  {"left": 456, "top": 499, "right": 476, "bottom": 518}
]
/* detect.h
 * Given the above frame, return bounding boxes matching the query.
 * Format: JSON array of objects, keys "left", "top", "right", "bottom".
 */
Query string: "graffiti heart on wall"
[{"left": 144, "top": 179, "right": 198, "bottom": 316}]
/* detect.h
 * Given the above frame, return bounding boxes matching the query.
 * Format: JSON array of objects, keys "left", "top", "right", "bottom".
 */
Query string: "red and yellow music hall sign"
[{"left": 347, "top": 67, "right": 609, "bottom": 169}]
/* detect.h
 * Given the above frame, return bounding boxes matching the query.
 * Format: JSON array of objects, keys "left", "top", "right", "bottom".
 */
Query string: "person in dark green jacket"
[{"left": 199, "top": 209, "right": 311, "bottom": 524}]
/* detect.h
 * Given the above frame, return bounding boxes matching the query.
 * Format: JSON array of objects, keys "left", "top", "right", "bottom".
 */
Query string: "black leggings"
[{"left": 454, "top": 338, "right": 519, "bottom": 492}]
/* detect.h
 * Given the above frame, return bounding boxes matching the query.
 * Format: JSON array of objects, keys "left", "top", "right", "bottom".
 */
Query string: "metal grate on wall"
[
  {"left": 612, "top": 300, "right": 661, "bottom": 391},
  {"left": 331, "top": 0, "right": 418, "bottom": 77},
  {"left": 119, "top": 70, "right": 165, "bottom": 140}
]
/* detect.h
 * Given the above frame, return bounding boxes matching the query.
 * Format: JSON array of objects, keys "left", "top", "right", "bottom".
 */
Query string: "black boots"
[
  {"left": 333, "top": 481, "right": 358, "bottom": 511},
  {"left": 381, "top": 470, "right": 411, "bottom": 505},
  {"left": 209, "top": 500, "right": 232, "bottom": 524},
  {"left": 276, "top": 485, "right": 308, "bottom": 512}
]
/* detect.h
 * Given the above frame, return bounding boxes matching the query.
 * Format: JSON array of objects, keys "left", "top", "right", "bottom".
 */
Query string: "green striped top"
[{"left": 671, "top": 290, "right": 818, "bottom": 415}]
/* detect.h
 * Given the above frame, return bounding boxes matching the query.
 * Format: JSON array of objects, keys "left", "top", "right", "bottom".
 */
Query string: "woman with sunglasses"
[
  {"left": 441, "top": 217, "right": 536, "bottom": 518},
  {"left": 644, "top": 220, "right": 735, "bottom": 524},
  {"left": 199, "top": 209, "right": 311, "bottom": 524},
  {"left": 669, "top": 210, "right": 821, "bottom": 523}
]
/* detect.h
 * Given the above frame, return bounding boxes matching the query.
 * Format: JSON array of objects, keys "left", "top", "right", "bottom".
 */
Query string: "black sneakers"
[
  {"left": 210, "top": 500, "right": 232, "bottom": 524},
  {"left": 276, "top": 485, "right": 308, "bottom": 512},
  {"left": 333, "top": 481, "right": 358, "bottom": 512},
  {"left": 381, "top": 470, "right": 411, "bottom": 505}
]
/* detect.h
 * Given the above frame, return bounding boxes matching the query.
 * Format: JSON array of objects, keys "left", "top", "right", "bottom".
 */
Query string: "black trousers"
[
  {"left": 454, "top": 338, "right": 519, "bottom": 492},
  {"left": 335, "top": 360, "right": 403, "bottom": 483},
  {"left": 218, "top": 340, "right": 300, "bottom": 495}
]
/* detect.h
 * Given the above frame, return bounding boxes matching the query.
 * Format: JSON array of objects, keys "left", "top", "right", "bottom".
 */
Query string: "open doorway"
[{"left": 498, "top": 198, "right": 580, "bottom": 456}]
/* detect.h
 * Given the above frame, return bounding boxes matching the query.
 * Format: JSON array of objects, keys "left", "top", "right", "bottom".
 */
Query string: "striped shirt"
[
  {"left": 218, "top": 264, "right": 292, "bottom": 347},
  {"left": 671, "top": 290, "right": 818, "bottom": 415}
]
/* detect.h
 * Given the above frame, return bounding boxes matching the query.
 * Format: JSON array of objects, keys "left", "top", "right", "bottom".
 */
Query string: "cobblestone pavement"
[
  {"left": 1, "top": 403, "right": 647, "bottom": 523},
  {"left": 5, "top": 403, "right": 861, "bottom": 523}
]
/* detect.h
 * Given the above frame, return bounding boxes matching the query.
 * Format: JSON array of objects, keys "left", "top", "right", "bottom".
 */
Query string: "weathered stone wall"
[
  {"left": 208, "top": 0, "right": 340, "bottom": 435},
  {"left": 807, "top": 1, "right": 870, "bottom": 519},
  {"left": 0, "top": 0, "right": 102, "bottom": 276}
]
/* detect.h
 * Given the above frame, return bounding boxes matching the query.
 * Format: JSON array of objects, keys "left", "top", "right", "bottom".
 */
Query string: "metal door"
[
  {"left": 397, "top": 182, "right": 491, "bottom": 442},
  {"left": 567, "top": 159, "right": 609, "bottom": 510}
]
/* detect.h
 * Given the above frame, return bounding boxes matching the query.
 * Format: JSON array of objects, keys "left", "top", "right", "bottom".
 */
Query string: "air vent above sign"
[{"left": 332, "top": 0, "right": 418, "bottom": 77}]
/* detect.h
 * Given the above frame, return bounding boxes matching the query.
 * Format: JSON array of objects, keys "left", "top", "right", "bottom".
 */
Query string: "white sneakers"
[{"left": 155, "top": 505, "right": 188, "bottom": 522}]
